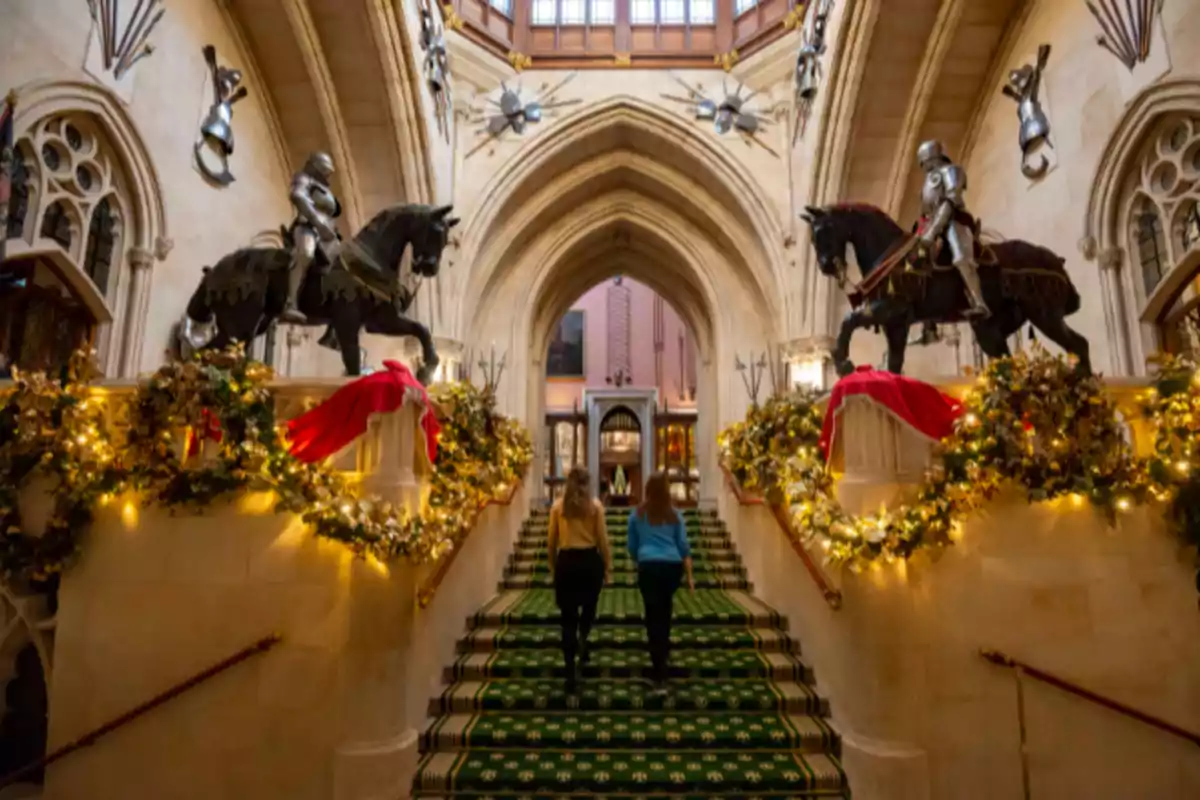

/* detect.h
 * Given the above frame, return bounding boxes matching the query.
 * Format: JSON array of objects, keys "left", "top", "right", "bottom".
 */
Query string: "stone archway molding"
[
  {"left": 1079, "top": 76, "right": 1200, "bottom": 375},
  {"left": 458, "top": 97, "right": 788, "bottom": 332}
]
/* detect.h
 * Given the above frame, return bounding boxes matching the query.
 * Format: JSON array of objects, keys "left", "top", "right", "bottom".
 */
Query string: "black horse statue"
[
  {"left": 178, "top": 203, "right": 458, "bottom": 383},
  {"left": 801, "top": 203, "right": 1090, "bottom": 377}
]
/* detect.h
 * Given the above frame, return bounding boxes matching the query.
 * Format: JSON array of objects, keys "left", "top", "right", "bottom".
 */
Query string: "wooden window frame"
[{"left": 449, "top": 0, "right": 800, "bottom": 68}]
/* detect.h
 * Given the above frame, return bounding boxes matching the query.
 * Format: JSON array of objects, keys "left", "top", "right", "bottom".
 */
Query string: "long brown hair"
[
  {"left": 562, "top": 466, "right": 593, "bottom": 520},
  {"left": 638, "top": 472, "right": 675, "bottom": 526}
]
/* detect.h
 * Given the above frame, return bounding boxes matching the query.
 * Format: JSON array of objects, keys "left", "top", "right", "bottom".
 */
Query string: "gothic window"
[
  {"left": 17, "top": 115, "right": 127, "bottom": 297},
  {"left": 1121, "top": 116, "right": 1200, "bottom": 360},
  {"left": 1179, "top": 200, "right": 1200, "bottom": 252},
  {"left": 39, "top": 201, "right": 74, "bottom": 251},
  {"left": 84, "top": 197, "right": 117, "bottom": 291},
  {"left": 5, "top": 147, "right": 31, "bottom": 240},
  {"left": 1131, "top": 197, "right": 1167, "bottom": 295}
]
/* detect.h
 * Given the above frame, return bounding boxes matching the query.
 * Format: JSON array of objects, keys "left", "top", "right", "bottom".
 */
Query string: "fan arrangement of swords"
[
  {"left": 661, "top": 76, "right": 780, "bottom": 157},
  {"left": 465, "top": 74, "right": 582, "bottom": 159},
  {"left": 86, "top": 0, "right": 164, "bottom": 80}
]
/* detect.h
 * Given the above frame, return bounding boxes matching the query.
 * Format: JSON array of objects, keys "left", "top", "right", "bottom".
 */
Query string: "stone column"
[{"left": 119, "top": 245, "right": 156, "bottom": 377}]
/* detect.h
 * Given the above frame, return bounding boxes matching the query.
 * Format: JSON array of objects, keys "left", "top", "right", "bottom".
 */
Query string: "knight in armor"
[
  {"left": 196, "top": 45, "right": 249, "bottom": 185},
  {"left": 915, "top": 140, "right": 989, "bottom": 318},
  {"left": 282, "top": 151, "right": 342, "bottom": 324}
]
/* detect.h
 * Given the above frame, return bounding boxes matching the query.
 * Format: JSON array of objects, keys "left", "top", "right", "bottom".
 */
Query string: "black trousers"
[
  {"left": 637, "top": 561, "right": 684, "bottom": 682},
  {"left": 554, "top": 548, "right": 605, "bottom": 674}
]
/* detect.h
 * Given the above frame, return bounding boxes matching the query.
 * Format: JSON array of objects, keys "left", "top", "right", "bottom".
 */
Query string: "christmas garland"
[
  {"left": 0, "top": 348, "right": 533, "bottom": 580},
  {"left": 0, "top": 353, "right": 122, "bottom": 583},
  {"left": 720, "top": 348, "right": 1181, "bottom": 571}
]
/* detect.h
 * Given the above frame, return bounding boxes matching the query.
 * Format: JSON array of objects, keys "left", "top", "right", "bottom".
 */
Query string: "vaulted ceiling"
[
  {"left": 220, "top": 0, "right": 432, "bottom": 228},
  {"left": 837, "top": 0, "right": 1027, "bottom": 220}
]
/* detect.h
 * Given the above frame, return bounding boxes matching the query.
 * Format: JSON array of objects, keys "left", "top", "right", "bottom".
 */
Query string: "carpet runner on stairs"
[{"left": 413, "top": 508, "right": 849, "bottom": 798}]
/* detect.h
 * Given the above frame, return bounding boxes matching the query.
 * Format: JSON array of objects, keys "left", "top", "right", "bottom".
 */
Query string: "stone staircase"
[{"left": 412, "top": 507, "right": 849, "bottom": 798}]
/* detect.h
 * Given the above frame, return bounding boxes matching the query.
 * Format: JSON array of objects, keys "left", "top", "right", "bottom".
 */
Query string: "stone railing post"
[
  {"left": 357, "top": 398, "right": 431, "bottom": 514},
  {"left": 828, "top": 395, "right": 938, "bottom": 515}
]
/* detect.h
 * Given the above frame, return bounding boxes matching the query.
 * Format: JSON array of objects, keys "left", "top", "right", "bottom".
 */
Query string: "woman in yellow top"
[{"left": 548, "top": 467, "right": 613, "bottom": 693}]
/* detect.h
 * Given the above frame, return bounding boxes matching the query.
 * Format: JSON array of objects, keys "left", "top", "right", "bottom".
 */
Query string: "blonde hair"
[{"left": 562, "top": 466, "right": 593, "bottom": 520}]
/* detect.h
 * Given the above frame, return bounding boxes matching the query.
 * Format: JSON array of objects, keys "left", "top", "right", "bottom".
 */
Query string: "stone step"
[
  {"left": 469, "top": 590, "right": 786, "bottom": 630},
  {"left": 505, "top": 561, "right": 744, "bottom": 576},
  {"left": 428, "top": 678, "right": 827, "bottom": 716},
  {"left": 445, "top": 651, "right": 814, "bottom": 683},
  {"left": 509, "top": 549, "right": 742, "bottom": 566},
  {"left": 412, "top": 749, "right": 846, "bottom": 795},
  {"left": 419, "top": 711, "right": 839, "bottom": 753},
  {"left": 457, "top": 625, "right": 801, "bottom": 655},
  {"left": 500, "top": 575, "right": 751, "bottom": 591}
]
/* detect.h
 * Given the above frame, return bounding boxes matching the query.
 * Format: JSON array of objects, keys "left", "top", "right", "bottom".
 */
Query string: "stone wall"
[{"left": 961, "top": 0, "right": 1200, "bottom": 376}]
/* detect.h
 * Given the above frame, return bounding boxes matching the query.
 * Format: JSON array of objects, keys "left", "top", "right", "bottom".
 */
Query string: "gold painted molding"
[
  {"left": 713, "top": 50, "right": 740, "bottom": 72},
  {"left": 507, "top": 51, "right": 533, "bottom": 72},
  {"left": 614, "top": 53, "right": 632, "bottom": 67}
]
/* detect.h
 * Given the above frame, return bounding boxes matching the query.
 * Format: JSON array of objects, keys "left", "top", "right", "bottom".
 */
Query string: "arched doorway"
[
  {"left": 598, "top": 405, "right": 642, "bottom": 506},
  {"left": 458, "top": 100, "right": 786, "bottom": 508}
]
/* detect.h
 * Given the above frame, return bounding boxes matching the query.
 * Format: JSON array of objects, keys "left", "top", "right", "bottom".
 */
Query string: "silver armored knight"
[
  {"left": 1002, "top": 43, "right": 1053, "bottom": 179},
  {"left": 195, "top": 45, "right": 249, "bottom": 186},
  {"left": 916, "top": 140, "right": 989, "bottom": 318},
  {"left": 282, "top": 152, "right": 342, "bottom": 324},
  {"left": 420, "top": 5, "right": 452, "bottom": 137}
]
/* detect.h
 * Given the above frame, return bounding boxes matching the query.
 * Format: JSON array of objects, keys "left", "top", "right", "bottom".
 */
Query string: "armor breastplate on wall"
[
  {"left": 200, "top": 103, "right": 235, "bottom": 154},
  {"left": 1018, "top": 98, "right": 1050, "bottom": 151}
]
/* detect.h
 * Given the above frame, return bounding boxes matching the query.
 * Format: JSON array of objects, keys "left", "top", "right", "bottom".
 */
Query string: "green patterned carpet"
[{"left": 414, "top": 509, "right": 849, "bottom": 798}]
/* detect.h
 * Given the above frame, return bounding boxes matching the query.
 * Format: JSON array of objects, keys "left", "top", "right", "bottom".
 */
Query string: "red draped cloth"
[
  {"left": 286, "top": 360, "right": 441, "bottom": 464},
  {"left": 819, "top": 366, "right": 963, "bottom": 461}
]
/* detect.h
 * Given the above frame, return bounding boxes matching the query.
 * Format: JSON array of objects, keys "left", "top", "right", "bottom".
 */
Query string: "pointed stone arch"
[
  {"left": 7, "top": 80, "right": 170, "bottom": 376},
  {"left": 457, "top": 96, "right": 788, "bottom": 339},
  {"left": 1080, "top": 77, "right": 1200, "bottom": 375}
]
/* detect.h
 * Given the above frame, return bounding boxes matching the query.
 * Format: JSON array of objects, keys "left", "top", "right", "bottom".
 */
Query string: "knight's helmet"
[
  {"left": 916, "top": 140, "right": 947, "bottom": 169},
  {"left": 304, "top": 151, "right": 335, "bottom": 180}
]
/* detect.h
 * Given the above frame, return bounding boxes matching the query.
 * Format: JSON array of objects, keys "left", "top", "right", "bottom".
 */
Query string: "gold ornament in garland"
[
  {"left": 126, "top": 345, "right": 278, "bottom": 508},
  {"left": 1141, "top": 354, "right": 1200, "bottom": 558},
  {"left": 0, "top": 352, "right": 121, "bottom": 583},
  {"left": 721, "top": 348, "right": 1150, "bottom": 569}
]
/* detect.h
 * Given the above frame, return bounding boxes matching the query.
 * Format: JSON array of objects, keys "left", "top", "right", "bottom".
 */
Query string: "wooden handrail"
[
  {"left": 0, "top": 634, "right": 282, "bottom": 789},
  {"left": 417, "top": 477, "right": 525, "bottom": 609},
  {"left": 980, "top": 648, "right": 1200, "bottom": 748},
  {"left": 721, "top": 466, "right": 843, "bottom": 610}
]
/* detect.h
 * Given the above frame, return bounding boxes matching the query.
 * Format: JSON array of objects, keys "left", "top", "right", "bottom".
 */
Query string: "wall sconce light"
[{"left": 789, "top": 355, "right": 827, "bottom": 392}]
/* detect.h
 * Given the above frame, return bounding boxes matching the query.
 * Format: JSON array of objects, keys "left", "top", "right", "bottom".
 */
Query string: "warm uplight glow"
[
  {"left": 121, "top": 499, "right": 139, "bottom": 530},
  {"left": 789, "top": 358, "right": 826, "bottom": 392},
  {"left": 238, "top": 491, "right": 278, "bottom": 516}
]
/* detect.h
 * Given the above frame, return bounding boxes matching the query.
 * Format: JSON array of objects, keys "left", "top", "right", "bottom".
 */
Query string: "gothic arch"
[
  {"left": 457, "top": 96, "right": 788, "bottom": 337},
  {"left": 12, "top": 80, "right": 168, "bottom": 260},
  {"left": 1081, "top": 77, "right": 1200, "bottom": 373},
  {"left": 6, "top": 80, "right": 170, "bottom": 376}
]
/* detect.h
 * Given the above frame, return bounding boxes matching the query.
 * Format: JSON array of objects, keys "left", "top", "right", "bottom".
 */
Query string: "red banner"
[
  {"left": 286, "top": 360, "right": 440, "bottom": 464},
  {"left": 819, "top": 367, "right": 963, "bottom": 461}
]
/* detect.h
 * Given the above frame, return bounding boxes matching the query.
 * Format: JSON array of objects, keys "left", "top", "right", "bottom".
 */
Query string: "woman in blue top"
[{"left": 627, "top": 472, "right": 694, "bottom": 692}]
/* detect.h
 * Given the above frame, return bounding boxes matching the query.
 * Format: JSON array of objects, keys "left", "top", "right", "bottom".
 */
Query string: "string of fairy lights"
[
  {"left": 720, "top": 348, "right": 1200, "bottom": 573},
  {"left": 0, "top": 348, "right": 532, "bottom": 583}
]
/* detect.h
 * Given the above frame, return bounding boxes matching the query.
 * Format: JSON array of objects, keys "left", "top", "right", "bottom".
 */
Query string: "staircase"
[{"left": 413, "top": 507, "right": 849, "bottom": 798}]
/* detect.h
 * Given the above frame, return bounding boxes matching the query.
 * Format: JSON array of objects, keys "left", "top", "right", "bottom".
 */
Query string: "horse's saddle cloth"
[{"left": 850, "top": 228, "right": 997, "bottom": 305}]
